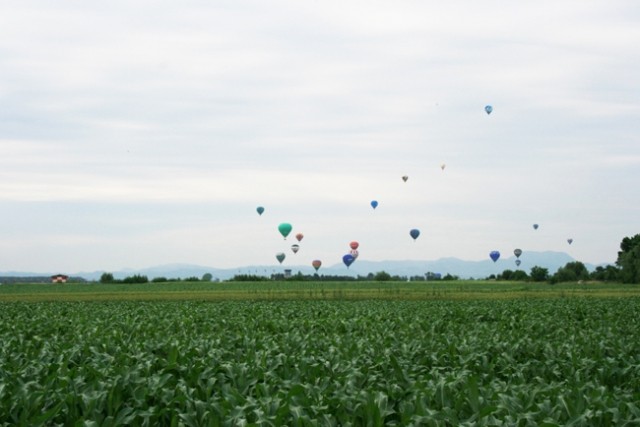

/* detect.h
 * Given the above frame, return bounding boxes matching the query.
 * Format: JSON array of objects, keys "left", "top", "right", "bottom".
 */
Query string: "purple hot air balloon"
[{"left": 489, "top": 251, "right": 500, "bottom": 262}]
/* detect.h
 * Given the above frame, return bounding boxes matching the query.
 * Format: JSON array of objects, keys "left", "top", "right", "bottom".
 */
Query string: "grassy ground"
[{"left": 0, "top": 280, "right": 638, "bottom": 302}]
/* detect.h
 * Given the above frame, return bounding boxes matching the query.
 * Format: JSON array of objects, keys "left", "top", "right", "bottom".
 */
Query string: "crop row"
[{"left": 0, "top": 298, "right": 638, "bottom": 425}]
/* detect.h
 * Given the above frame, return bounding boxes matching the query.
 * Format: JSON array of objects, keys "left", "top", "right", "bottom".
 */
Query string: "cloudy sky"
[{"left": 1, "top": 1, "right": 638, "bottom": 273}]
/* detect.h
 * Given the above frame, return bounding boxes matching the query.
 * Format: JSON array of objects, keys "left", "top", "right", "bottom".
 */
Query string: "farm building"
[{"left": 51, "top": 274, "right": 69, "bottom": 283}]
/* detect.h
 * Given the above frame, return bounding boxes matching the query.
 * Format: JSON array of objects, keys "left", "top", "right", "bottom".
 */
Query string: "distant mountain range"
[{"left": 1, "top": 251, "right": 610, "bottom": 282}]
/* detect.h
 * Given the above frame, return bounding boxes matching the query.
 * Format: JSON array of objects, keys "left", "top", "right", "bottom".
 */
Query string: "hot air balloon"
[
  {"left": 485, "top": 105, "right": 493, "bottom": 115},
  {"left": 349, "top": 241, "right": 359, "bottom": 250},
  {"left": 440, "top": 163, "right": 446, "bottom": 171},
  {"left": 343, "top": 254, "right": 355, "bottom": 268},
  {"left": 567, "top": 238, "right": 573, "bottom": 245},
  {"left": 489, "top": 251, "right": 500, "bottom": 262},
  {"left": 402, "top": 175, "right": 408, "bottom": 182},
  {"left": 295, "top": 233, "right": 304, "bottom": 242},
  {"left": 276, "top": 252, "right": 286, "bottom": 264},
  {"left": 533, "top": 224, "right": 539, "bottom": 230},
  {"left": 312, "top": 260, "right": 322, "bottom": 272},
  {"left": 278, "top": 223, "right": 292, "bottom": 239},
  {"left": 350, "top": 249, "right": 359, "bottom": 260},
  {"left": 514, "top": 248, "right": 522, "bottom": 258},
  {"left": 256, "top": 206, "right": 264, "bottom": 216},
  {"left": 371, "top": 200, "right": 378, "bottom": 209},
  {"left": 410, "top": 229, "right": 420, "bottom": 240},
  {"left": 515, "top": 259, "right": 521, "bottom": 267},
  {"left": 291, "top": 244, "right": 300, "bottom": 254}
]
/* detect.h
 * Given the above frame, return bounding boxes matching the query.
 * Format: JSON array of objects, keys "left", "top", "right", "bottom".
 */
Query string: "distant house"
[{"left": 51, "top": 274, "right": 69, "bottom": 283}]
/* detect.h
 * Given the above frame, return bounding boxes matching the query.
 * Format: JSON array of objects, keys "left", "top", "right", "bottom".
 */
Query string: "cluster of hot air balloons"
[
  {"left": 254, "top": 100, "right": 582, "bottom": 277},
  {"left": 254, "top": 206, "right": 329, "bottom": 274},
  {"left": 343, "top": 241, "right": 359, "bottom": 268},
  {"left": 488, "top": 222, "right": 576, "bottom": 269}
]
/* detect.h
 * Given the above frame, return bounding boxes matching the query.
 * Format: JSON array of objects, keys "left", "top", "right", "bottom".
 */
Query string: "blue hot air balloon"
[
  {"left": 371, "top": 200, "right": 378, "bottom": 210},
  {"left": 515, "top": 259, "right": 522, "bottom": 267},
  {"left": 485, "top": 105, "right": 493, "bottom": 115},
  {"left": 489, "top": 251, "right": 500, "bottom": 262},
  {"left": 343, "top": 254, "right": 355, "bottom": 268},
  {"left": 409, "top": 229, "right": 420, "bottom": 240},
  {"left": 533, "top": 224, "right": 539, "bottom": 230},
  {"left": 256, "top": 206, "right": 264, "bottom": 216}
]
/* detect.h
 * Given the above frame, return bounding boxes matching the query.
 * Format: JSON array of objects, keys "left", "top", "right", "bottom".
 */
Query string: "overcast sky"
[{"left": 1, "top": 1, "right": 639, "bottom": 273}]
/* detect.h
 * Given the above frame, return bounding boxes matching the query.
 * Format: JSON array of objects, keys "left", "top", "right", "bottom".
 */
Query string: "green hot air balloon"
[{"left": 278, "top": 223, "right": 293, "bottom": 239}]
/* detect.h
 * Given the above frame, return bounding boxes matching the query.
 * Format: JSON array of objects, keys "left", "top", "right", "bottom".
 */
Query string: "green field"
[
  {"left": 0, "top": 282, "right": 639, "bottom": 425},
  {"left": 1, "top": 280, "right": 639, "bottom": 302}
]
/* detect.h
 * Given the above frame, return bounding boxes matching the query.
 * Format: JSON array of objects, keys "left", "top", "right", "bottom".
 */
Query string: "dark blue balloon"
[
  {"left": 489, "top": 251, "right": 500, "bottom": 262},
  {"left": 342, "top": 254, "right": 355, "bottom": 268},
  {"left": 409, "top": 229, "right": 420, "bottom": 240},
  {"left": 256, "top": 206, "right": 264, "bottom": 215},
  {"left": 370, "top": 200, "right": 378, "bottom": 209},
  {"left": 485, "top": 105, "right": 493, "bottom": 115}
]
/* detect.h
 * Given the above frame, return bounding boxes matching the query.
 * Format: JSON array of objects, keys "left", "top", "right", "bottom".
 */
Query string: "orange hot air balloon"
[
  {"left": 312, "top": 260, "right": 322, "bottom": 271},
  {"left": 349, "top": 241, "right": 359, "bottom": 250},
  {"left": 295, "top": 233, "right": 304, "bottom": 242}
]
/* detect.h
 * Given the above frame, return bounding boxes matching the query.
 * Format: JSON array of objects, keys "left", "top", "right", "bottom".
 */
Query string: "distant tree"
[
  {"left": 122, "top": 274, "right": 148, "bottom": 284},
  {"left": 529, "top": 266, "right": 549, "bottom": 282},
  {"left": 498, "top": 269, "right": 514, "bottom": 280},
  {"left": 151, "top": 277, "right": 168, "bottom": 283},
  {"left": 286, "top": 271, "right": 306, "bottom": 281},
  {"left": 442, "top": 273, "right": 459, "bottom": 281},
  {"left": 511, "top": 270, "right": 529, "bottom": 281},
  {"left": 551, "top": 261, "right": 589, "bottom": 284},
  {"left": 590, "top": 265, "right": 619, "bottom": 282},
  {"left": 374, "top": 271, "right": 392, "bottom": 281},
  {"left": 201, "top": 273, "right": 213, "bottom": 282},
  {"left": 99, "top": 272, "right": 114, "bottom": 284},
  {"left": 616, "top": 234, "right": 640, "bottom": 283},
  {"left": 425, "top": 272, "right": 441, "bottom": 281},
  {"left": 183, "top": 276, "right": 200, "bottom": 282},
  {"left": 229, "top": 274, "right": 269, "bottom": 282}
]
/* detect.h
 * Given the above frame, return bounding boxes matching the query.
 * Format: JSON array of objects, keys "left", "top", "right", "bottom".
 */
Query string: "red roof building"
[{"left": 51, "top": 274, "right": 69, "bottom": 283}]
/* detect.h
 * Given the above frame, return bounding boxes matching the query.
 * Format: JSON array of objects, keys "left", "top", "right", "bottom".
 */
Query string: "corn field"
[{"left": 0, "top": 298, "right": 639, "bottom": 425}]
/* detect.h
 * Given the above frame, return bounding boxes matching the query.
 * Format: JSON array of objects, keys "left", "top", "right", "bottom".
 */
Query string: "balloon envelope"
[
  {"left": 312, "top": 260, "right": 322, "bottom": 271},
  {"left": 349, "top": 241, "right": 359, "bottom": 250},
  {"left": 350, "top": 249, "right": 359, "bottom": 259},
  {"left": 370, "top": 200, "right": 378, "bottom": 209},
  {"left": 402, "top": 175, "right": 408, "bottom": 182},
  {"left": 567, "top": 238, "right": 573, "bottom": 245},
  {"left": 342, "top": 254, "right": 355, "bottom": 268},
  {"left": 533, "top": 224, "right": 539, "bottom": 230},
  {"left": 291, "top": 244, "right": 299, "bottom": 254},
  {"left": 440, "top": 163, "right": 446, "bottom": 170},
  {"left": 485, "top": 105, "right": 493, "bottom": 115},
  {"left": 514, "top": 248, "right": 522, "bottom": 258},
  {"left": 278, "top": 223, "right": 292, "bottom": 239},
  {"left": 276, "top": 252, "right": 286, "bottom": 264},
  {"left": 256, "top": 206, "right": 264, "bottom": 216},
  {"left": 515, "top": 259, "right": 522, "bottom": 267},
  {"left": 295, "top": 233, "right": 304, "bottom": 242},
  {"left": 490, "top": 251, "right": 500, "bottom": 262},
  {"left": 409, "top": 229, "right": 420, "bottom": 240}
]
